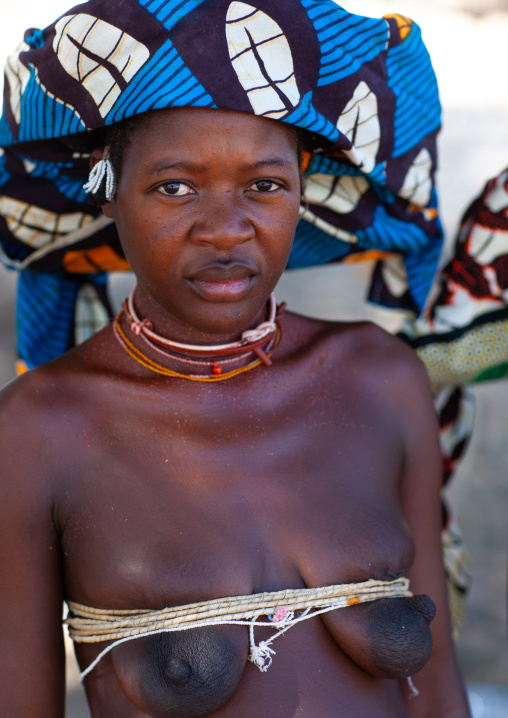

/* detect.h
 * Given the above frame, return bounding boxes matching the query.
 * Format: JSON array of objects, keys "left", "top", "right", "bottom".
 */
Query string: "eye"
[
  {"left": 157, "top": 182, "right": 195, "bottom": 197},
  {"left": 250, "top": 180, "right": 281, "bottom": 193}
]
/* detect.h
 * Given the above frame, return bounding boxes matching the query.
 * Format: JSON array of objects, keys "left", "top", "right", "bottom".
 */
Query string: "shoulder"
[
  {"left": 0, "top": 350, "right": 88, "bottom": 427},
  {"left": 0, "top": 368, "right": 62, "bottom": 519},
  {"left": 342, "top": 320, "right": 434, "bottom": 416},
  {"left": 346, "top": 321, "right": 431, "bottom": 392},
  {"left": 329, "top": 320, "right": 439, "bottom": 456},
  {"left": 282, "top": 311, "right": 435, "bottom": 426},
  {"left": 0, "top": 322, "right": 120, "bottom": 415},
  {"left": 0, "top": 364, "right": 70, "bottom": 479},
  {"left": 0, "top": 338, "right": 111, "bottom": 496},
  {"left": 285, "top": 311, "right": 429, "bottom": 386}
]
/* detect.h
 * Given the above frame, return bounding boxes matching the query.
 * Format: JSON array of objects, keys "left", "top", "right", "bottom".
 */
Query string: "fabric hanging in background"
[
  {"left": 401, "top": 167, "right": 508, "bottom": 389},
  {"left": 397, "top": 168, "right": 508, "bottom": 632}
]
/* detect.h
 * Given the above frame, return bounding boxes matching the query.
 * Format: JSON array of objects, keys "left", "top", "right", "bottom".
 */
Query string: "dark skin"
[{"left": 0, "top": 109, "right": 470, "bottom": 718}]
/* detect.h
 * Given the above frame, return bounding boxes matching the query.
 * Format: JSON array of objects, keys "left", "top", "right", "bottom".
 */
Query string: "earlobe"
[
  {"left": 102, "top": 201, "right": 114, "bottom": 218},
  {"left": 90, "top": 147, "right": 106, "bottom": 170}
]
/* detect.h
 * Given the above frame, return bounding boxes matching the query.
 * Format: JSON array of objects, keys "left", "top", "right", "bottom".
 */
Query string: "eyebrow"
[
  {"left": 143, "top": 158, "right": 295, "bottom": 175},
  {"left": 143, "top": 161, "right": 209, "bottom": 175},
  {"left": 247, "top": 158, "right": 295, "bottom": 170}
]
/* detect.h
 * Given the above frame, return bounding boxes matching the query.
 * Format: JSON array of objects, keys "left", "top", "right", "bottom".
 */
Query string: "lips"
[{"left": 187, "top": 263, "right": 257, "bottom": 302}]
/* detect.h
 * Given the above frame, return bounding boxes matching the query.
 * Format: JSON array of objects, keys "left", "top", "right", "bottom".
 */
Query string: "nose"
[{"left": 190, "top": 191, "right": 255, "bottom": 250}]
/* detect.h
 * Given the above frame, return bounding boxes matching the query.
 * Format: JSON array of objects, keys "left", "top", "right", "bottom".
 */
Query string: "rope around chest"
[{"left": 66, "top": 578, "right": 411, "bottom": 680}]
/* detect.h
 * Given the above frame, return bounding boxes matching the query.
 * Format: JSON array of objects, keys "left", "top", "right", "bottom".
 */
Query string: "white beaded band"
[{"left": 83, "top": 152, "right": 116, "bottom": 201}]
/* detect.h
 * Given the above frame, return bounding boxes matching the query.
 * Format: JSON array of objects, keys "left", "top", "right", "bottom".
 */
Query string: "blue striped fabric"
[
  {"left": 17, "top": 270, "right": 79, "bottom": 367},
  {"left": 369, "top": 162, "right": 387, "bottom": 186},
  {"left": 301, "top": 0, "right": 388, "bottom": 86},
  {"left": 16, "top": 271, "right": 112, "bottom": 369},
  {"left": 387, "top": 25, "right": 441, "bottom": 158},
  {"left": 284, "top": 92, "right": 336, "bottom": 140},
  {"left": 0, "top": 118, "right": 14, "bottom": 147},
  {"left": 0, "top": 153, "right": 10, "bottom": 185},
  {"left": 0, "top": 236, "right": 31, "bottom": 266},
  {"left": 288, "top": 220, "right": 351, "bottom": 268},
  {"left": 307, "top": 155, "right": 391, "bottom": 201},
  {"left": 140, "top": 0, "right": 207, "bottom": 31},
  {"left": 19, "top": 70, "right": 85, "bottom": 143},
  {"left": 356, "top": 205, "right": 429, "bottom": 253},
  {"left": 17, "top": 157, "right": 88, "bottom": 203},
  {"left": 108, "top": 39, "right": 215, "bottom": 123},
  {"left": 308, "top": 154, "right": 361, "bottom": 179}
]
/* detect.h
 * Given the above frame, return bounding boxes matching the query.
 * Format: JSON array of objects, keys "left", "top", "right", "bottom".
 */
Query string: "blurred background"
[{"left": 1, "top": 0, "right": 507, "bottom": 715}]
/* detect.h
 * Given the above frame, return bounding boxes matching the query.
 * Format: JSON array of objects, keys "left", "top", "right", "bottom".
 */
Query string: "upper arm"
[
  {"left": 391, "top": 348, "right": 470, "bottom": 717},
  {"left": 0, "top": 379, "right": 66, "bottom": 717}
]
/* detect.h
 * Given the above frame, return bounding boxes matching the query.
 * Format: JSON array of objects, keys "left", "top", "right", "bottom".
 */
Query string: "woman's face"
[{"left": 104, "top": 108, "right": 301, "bottom": 336}]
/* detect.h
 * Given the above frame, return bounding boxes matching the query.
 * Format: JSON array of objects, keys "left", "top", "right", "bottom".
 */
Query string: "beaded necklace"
[
  {"left": 125, "top": 288, "right": 278, "bottom": 365},
  {"left": 113, "top": 291, "right": 284, "bottom": 382}
]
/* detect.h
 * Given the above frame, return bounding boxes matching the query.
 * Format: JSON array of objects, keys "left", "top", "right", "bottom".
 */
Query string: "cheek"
[
  {"left": 264, "top": 204, "right": 299, "bottom": 260},
  {"left": 115, "top": 206, "right": 175, "bottom": 264}
]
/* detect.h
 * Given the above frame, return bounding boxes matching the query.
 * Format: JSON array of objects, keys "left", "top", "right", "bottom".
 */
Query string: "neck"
[
  {"left": 131, "top": 283, "right": 271, "bottom": 347},
  {"left": 113, "top": 286, "right": 283, "bottom": 382}
]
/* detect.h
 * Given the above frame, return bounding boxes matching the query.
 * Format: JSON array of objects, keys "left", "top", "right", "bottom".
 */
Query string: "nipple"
[{"left": 165, "top": 657, "right": 192, "bottom": 685}]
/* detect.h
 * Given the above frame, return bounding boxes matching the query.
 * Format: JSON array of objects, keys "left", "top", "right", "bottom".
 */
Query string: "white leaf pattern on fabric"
[
  {"left": 22, "top": 159, "right": 37, "bottom": 174},
  {"left": 5, "top": 41, "right": 31, "bottom": 125},
  {"left": 226, "top": 2, "right": 300, "bottom": 119},
  {"left": 468, "top": 225, "right": 508, "bottom": 267},
  {"left": 380, "top": 255, "right": 408, "bottom": 298},
  {"left": 337, "top": 81, "right": 380, "bottom": 174},
  {"left": 484, "top": 170, "right": 508, "bottom": 213},
  {"left": 431, "top": 285, "right": 501, "bottom": 331},
  {"left": 0, "top": 196, "right": 94, "bottom": 248},
  {"left": 298, "top": 204, "right": 358, "bottom": 243},
  {"left": 53, "top": 14, "right": 150, "bottom": 118},
  {"left": 304, "top": 173, "right": 370, "bottom": 215},
  {"left": 399, "top": 148, "right": 432, "bottom": 208}
]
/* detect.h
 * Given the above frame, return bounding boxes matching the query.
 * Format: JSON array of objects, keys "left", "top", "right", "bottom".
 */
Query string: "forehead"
[{"left": 124, "top": 108, "right": 298, "bottom": 164}]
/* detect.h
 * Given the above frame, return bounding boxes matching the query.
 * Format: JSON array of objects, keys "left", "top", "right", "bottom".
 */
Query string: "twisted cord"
[{"left": 66, "top": 578, "right": 411, "bottom": 680}]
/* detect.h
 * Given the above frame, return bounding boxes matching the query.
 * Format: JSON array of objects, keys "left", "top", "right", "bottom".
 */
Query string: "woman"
[{"left": 0, "top": 2, "right": 470, "bottom": 717}]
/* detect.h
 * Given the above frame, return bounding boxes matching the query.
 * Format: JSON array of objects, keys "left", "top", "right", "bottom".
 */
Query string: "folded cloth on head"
[{"left": 0, "top": 0, "right": 442, "bottom": 368}]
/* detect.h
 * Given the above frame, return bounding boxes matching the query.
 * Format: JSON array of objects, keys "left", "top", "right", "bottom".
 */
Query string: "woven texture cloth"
[{"left": 0, "top": 0, "right": 442, "bottom": 368}]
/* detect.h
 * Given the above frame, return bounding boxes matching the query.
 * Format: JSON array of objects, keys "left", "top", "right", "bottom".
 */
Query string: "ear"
[{"left": 90, "top": 147, "right": 105, "bottom": 169}]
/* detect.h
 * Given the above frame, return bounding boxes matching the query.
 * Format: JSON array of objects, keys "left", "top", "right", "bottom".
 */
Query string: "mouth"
[{"left": 187, "top": 264, "right": 257, "bottom": 302}]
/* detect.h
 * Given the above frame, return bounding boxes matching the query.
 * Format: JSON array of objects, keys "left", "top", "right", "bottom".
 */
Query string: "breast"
[
  {"left": 321, "top": 594, "right": 436, "bottom": 679},
  {"left": 108, "top": 591, "right": 434, "bottom": 718},
  {"left": 110, "top": 624, "right": 249, "bottom": 718}
]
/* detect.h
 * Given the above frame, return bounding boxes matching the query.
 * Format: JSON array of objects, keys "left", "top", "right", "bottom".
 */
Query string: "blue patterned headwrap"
[{"left": 0, "top": 0, "right": 442, "bottom": 369}]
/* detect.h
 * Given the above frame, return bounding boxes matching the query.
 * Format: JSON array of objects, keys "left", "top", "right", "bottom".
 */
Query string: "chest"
[{"left": 58, "top": 376, "right": 412, "bottom": 608}]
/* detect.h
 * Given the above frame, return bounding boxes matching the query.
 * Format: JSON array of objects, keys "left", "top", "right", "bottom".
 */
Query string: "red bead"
[{"left": 212, "top": 361, "right": 222, "bottom": 375}]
